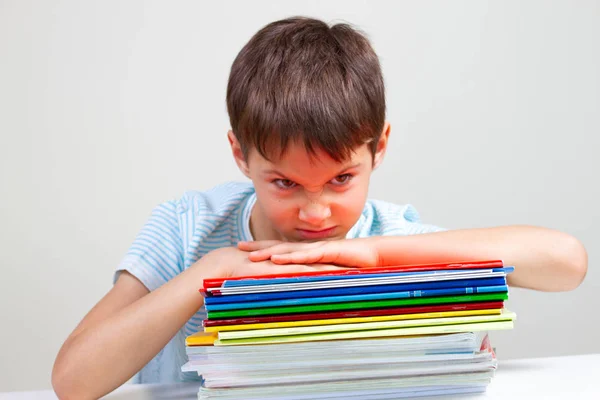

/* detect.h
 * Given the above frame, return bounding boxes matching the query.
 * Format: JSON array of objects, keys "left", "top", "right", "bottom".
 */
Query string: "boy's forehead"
[{"left": 251, "top": 143, "right": 368, "bottom": 176}]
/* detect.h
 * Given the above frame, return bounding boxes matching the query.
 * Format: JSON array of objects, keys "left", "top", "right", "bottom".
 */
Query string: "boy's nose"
[{"left": 298, "top": 202, "right": 331, "bottom": 226}]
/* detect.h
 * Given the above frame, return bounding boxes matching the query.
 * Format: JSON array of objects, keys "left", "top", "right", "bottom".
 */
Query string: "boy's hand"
[
  {"left": 237, "top": 238, "right": 381, "bottom": 268},
  {"left": 202, "top": 246, "right": 349, "bottom": 278}
]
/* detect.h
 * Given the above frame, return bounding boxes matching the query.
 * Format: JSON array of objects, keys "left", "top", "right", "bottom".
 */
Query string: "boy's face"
[{"left": 229, "top": 123, "right": 390, "bottom": 242}]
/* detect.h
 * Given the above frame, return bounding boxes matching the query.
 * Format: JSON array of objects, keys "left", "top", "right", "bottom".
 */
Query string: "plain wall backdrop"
[{"left": 0, "top": 0, "right": 598, "bottom": 392}]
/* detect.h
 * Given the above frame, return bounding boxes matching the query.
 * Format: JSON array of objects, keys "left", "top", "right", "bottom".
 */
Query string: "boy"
[{"left": 52, "top": 17, "right": 587, "bottom": 399}]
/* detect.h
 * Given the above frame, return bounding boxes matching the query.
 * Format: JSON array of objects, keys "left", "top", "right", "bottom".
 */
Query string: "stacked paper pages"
[{"left": 183, "top": 260, "right": 516, "bottom": 399}]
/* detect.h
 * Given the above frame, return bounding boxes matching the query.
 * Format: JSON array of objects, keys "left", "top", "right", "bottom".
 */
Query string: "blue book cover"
[
  {"left": 204, "top": 285, "right": 509, "bottom": 311},
  {"left": 205, "top": 277, "right": 507, "bottom": 305}
]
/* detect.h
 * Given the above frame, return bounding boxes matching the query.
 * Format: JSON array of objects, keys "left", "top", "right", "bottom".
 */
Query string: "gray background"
[{"left": 0, "top": 0, "right": 598, "bottom": 392}]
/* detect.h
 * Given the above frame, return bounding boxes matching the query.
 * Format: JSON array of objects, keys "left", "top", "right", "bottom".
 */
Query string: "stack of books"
[{"left": 182, "top": 260, "right": 515, "bottom": 399}]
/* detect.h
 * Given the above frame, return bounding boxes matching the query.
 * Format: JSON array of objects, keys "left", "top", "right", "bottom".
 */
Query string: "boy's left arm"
[{"left": 240, "top": 225, "right": 587, "bottom": 292}]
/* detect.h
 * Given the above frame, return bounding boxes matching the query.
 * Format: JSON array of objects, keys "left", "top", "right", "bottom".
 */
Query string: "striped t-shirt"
[{"left": 115, "top": 181, "right": 444, "bottom": 383}]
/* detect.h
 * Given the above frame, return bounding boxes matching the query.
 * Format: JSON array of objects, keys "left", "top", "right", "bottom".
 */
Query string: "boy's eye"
[
  {"left": 273, "top": 179, "right": 297, "bottom": 189},
  {"left": 330, "top": 174, "right": 353, "bottom": 186}
]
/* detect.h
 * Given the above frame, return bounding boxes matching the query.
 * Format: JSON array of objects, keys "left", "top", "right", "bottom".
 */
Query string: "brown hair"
[{"left": 226, "top": 17, "right": 385, "bottom": 163}]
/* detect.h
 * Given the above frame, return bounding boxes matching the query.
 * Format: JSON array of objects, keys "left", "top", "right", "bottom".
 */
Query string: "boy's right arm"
[
  {"left": 52, "top": 247, "right": 342, "bottom": 400},
  {"left": 51, "top": 256, "right": 212, "bottom": 400}
]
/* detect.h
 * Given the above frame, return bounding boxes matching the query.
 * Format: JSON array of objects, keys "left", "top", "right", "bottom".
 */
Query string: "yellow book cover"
[
  {"left": 185, "top": 331, "right": 217, "bottom": 346},
  {"left": 217, "top": 310, "right": 516, "bottom": 341},
  {"left": 215, "top": 320, "right": 515, "bottom": 346}
]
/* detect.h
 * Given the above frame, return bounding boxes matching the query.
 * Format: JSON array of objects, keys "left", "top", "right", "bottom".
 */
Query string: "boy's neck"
[{"left": 248, "top": 202, "right": 283, "bottom": 242}]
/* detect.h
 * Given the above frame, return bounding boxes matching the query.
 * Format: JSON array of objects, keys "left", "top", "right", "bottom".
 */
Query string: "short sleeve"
[
  {"left": 358, "top": 200, "right": 447, "bottom": 238},
  {"left": 404, "top": 221, "right": 447, "bottom": 235},
  {"left": 115, "top": 201, "right": 184, "bottom": 291},
  {"left": 401, "top": 204, "right": 447, "bottom": 235}
]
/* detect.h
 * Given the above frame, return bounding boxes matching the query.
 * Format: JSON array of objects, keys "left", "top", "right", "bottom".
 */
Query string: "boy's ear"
[
  {"left": 227, "top": 130, "right": 251, "bottom": 178},
  {"left": 373, "top": 121, "right": 391, "bottom": 169}
]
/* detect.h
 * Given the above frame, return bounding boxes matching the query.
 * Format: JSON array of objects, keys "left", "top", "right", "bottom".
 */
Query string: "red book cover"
[{"left": 202, "top": 260, "right": 504, "bottom": 290}]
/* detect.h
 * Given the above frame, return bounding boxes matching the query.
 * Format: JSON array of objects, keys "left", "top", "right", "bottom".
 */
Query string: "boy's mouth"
[{"left": 296, "top": 226, "right": 337, "bottom": 240}]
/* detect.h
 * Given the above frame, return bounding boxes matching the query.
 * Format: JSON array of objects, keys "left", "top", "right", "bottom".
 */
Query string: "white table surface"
[{"left": 2, "top": 353, "right": 599, "bottom": 399}]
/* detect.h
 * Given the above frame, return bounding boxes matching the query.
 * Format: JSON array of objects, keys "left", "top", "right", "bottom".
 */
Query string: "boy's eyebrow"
[{"left": 262, "top": 163, "right": 362, "bottom": 177}]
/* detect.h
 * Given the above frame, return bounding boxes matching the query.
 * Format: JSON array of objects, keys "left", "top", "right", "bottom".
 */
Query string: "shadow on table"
[{"left": 103, "top": 382, "right": 202, "bottom": 400}]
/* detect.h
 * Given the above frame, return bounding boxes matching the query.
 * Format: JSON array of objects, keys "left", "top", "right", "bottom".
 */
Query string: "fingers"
[
  {"left": 248, "top": 243, "right": 298, "bottom": 261},
  {"left": 274, "top": 264, "right": 350, "bottom": 273},
  {"left": 237, "top": 262, "right": 348, "bottom": 278},
  {"left": 237, "top": 240, "right": 282, "bottom": 251},
  {"left": 271, "top": 250, "right": 324, "bottom": 265},
  {"left": 239, "top": 241, "right": 331, "bottom": 264},
  {"left": 303, "top": 264, "right": 350, "bottom": 271},
  {"left": 270, "top": 244, "right": 342, "bottom": 265}
]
